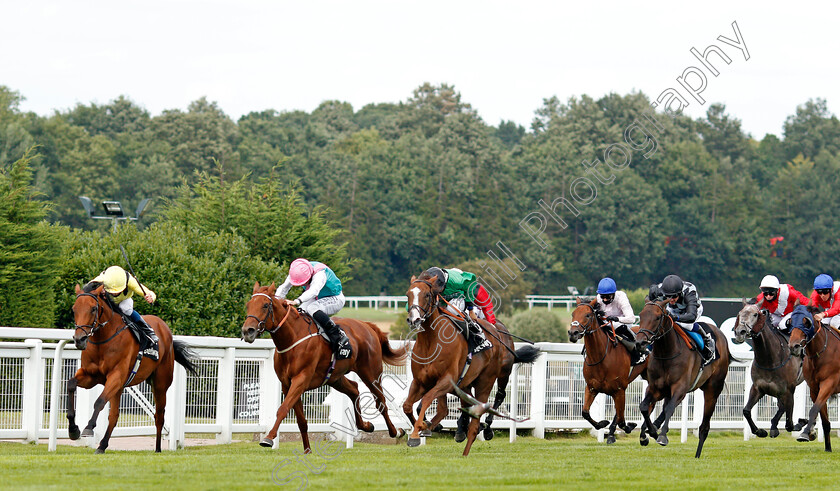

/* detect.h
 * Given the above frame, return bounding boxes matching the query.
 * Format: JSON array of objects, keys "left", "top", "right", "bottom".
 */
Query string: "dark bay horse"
[
  {"left": 634, "top": 299, "right": 731, "bottom": 458},
  {"left": 70, "top": 282, "right": 198, "bottom": 453},
  {"left": 733, "top": 303, "right": 803, "bottom": 438},
  {"left": 241, "top": 282, "right": 407, "bottom": 451},
  {"left": 568, "top": 298, "right": 648, "bottom": 444},
  {"left": 403, "top": 270, "right": 540, "bottom": 456},
  {"left": 788, "top": 305, "right": 840, "bottom": 450}
]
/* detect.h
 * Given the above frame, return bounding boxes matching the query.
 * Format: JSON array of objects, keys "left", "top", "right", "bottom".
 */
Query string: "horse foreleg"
[
  {"left": 262, "top": 374, "right": 309, "bottom": 447},
  {"left": 742, "top": 385, "right": 767, "bottom": 438},
  {"left": 639, "top": 391, "right": 658, "bottom": 445},
  {"left": 820, "top": 402, "right": 832, "bottom": 452},
  {"left": 82, "top": 372, "right": 126, "bottom": 438},
  {"left": 408, "top": 378, "right": 452, "bottom": 447},
  {"left": 462, "top": 380, "right": 494, "bottom": 457},
  {"left": 482, "top": 384, "right": 507, "bottom": 441},
  {"left": 654, "top": 390, "right": 688, "bottom": 447},
  {"left": 95, "top": 390, "right": 124, "bottom": 454},
  {"left": 332, "top": 375, "right": 374, "bottom": 433},
  {"left": 768, "top": 399, "right": 786, "bottom": 438},
  {"left": 781, "top": 391, "right": 796, "bottom": 433},
  {"left": 799, "top": 382, "right": 837, "bottom": 443},
  {"left": 292, "top": 399, "right": 311, "bottom": 453},
  {"left": 581, "top": 387, "right": 609, "bottom": 430},
  {"left": 362, "top": 373, "right": 402, "bottom": 439},
  {"left": 402, "top": 380, "right": 423, "bottom": 427},
  {"left": 424, "top": 395, "right": 448, "bottom": 436},
  {"left": 152, "top": 381, "right": 167, "bottom": 452}
]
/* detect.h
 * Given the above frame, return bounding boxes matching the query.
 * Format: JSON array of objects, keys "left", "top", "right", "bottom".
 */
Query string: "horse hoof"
[
  {"left": 624, "top": 422, "right": 637, "bottom": 434},
  {"left": 259, "top": 438, "right": 274, "bottom": 447},
  {"left": 419, "top": 429, "right": 432, "bottom": 437},
  {"left": 810, "top": 431, "right": 817, "bottom": 442},
  {"left": 755, "top": 429, "right": 768, "bottom": 438},
  {"left": 483, "top": 427, "right": 494, "bottom": 441},
  {"left": 433, "top": 423, "right": 443, "bottom": 432},
  {"left": 640, "top": 436, "right": 649, "bottom": 447},
  {"left": 407, "top": 438, "right": 421, "bottom": 447},
  {"left": 596, "top": 420, "right": 610, "bottom": 430},
  {"left": 81, "top": 428, "right": 94, "bottom": 438},
  {"left": 656, "top": 434, "right": 669, "bottom": 446},
  {"left": 769, "top": 428, "right": 780, "bottom": 438},
  {"left": 68, "top": 426, "right": 80, "bottom": 440},
  {"left": 797, "top": 432, "right": 810, "bottom": 442},
  {"left": 95, "top": 448, "right": 105, "bottom": 454},
  {"left": 606, "top": 435, "right": 616, "bottom": 444},
  {"left": 395, "top": 428, "right": 406, "bottom": 439},
  {"left": 786, "top": 423, "right": 795, "bottom": 433},
  {"left": 454, "top": 431, "right": 466, "bottom": 443}
]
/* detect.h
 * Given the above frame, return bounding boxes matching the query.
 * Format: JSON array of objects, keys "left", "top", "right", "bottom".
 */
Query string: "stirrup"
[{"left": 141, "top": 347, "right": 159, "bottom": 361}]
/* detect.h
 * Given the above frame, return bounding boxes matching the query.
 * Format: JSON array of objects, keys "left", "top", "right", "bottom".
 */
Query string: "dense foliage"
[{"left": 2, "top": 82, "right": 839, "bottom": 334}]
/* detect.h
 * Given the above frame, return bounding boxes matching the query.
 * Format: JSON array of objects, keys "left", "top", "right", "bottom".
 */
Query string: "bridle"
[
  {"left": 408, "top": 279, "right": 438, "bottom": 326},
  {"left": 738, "top": 307, "right": 794, "bottom": 371},
  {"left": 736, "top": 307, "right": 770, "bottom": 340},
  {"left": 73, "top": 292, "right": 110, "bottom": 339},
  {"left": 245, "top": 293, "right": 289, "bottom": 335},
  {"left": 791, "top": 317, "right": 827, "bottom": 358},
  {"left": 570, "top": 303, "right": 612, "bottom": 366},
  {"left": 636, "top": 301, "right": 675, "bottom": 345}
]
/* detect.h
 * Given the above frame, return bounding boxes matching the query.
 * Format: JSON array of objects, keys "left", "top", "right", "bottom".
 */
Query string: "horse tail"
[
  {"left": 513, "top": 345, "right": 541, "bottom": 364},
  {"left": 173, "top": 340, "right": 199, "bottom": 375},
  {"left": 728, "top": 352, "right": 748, "bottom": 365},
  {"left": 369, "top": 322, "right": 407, "bottom": 367}
]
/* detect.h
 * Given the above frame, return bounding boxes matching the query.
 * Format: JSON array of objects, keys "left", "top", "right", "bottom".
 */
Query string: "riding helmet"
[
  {"left": 661, "top": 274, "right": 684, "bottom": 296},
  {"left": 597, "top": 277, "right": 617, "bottom": 295},
  {"left": 288, "top": 258, "right": 314, "bottom": 286},
  {"left": 759, "top": 275, "right": 780, "bottom": 290},
  {"left": 814, "top": 273, "right": 834, "bottom": 291}
]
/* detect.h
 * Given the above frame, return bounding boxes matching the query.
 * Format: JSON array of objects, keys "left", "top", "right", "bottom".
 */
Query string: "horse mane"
[
  {"left": 81, "top": 281, "right": 121, "bottom": 315},
  {"left": 83, "top": 281, "right": 103, "bottom": 293},
  {"left": 418, "top": 267, "right": 446, "bottom": 293}
]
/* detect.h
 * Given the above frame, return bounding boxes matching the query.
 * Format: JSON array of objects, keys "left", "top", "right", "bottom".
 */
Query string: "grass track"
[{"left": 3, "top": 432, "right": 840, "bottom": 489}]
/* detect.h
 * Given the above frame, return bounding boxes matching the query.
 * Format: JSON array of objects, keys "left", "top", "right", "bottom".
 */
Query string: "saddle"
[
  {"left": 308, "top": 314, "right": 352, "bottom": 360},
  {"left": 680, "top": 323, "right": 720, "bottom": 362},
  {"left": 439, "top": 311, "right": 493, "bottom": 355}
]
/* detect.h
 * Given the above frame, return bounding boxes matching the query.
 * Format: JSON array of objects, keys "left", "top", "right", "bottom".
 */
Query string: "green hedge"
[{"left": 503, "top": 309, "right": 568, "bottom": 343}]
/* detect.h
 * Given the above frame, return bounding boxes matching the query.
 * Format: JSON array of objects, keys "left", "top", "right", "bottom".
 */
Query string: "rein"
[
  {"left": 247, "top": 293, "right": 305, "bottom": 353},
  {"left": 740, "top": 311, "right": 793, "bottom": 371},
  {"left": 74, "top": 292, "right": 124, "bottom": 345},
  {"left": 638, "top": 302, "right": 683, "bottom": 361}
]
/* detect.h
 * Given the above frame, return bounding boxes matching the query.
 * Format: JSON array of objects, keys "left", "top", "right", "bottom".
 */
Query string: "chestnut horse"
[
  {"left": 733, "top": 303, "right": 804, "bottom": 438},
  {"left": 69, "top": 282, "right": 198, "bottom": 453},
  {"left": 568, "top": 298, "right": 648, "bottom": 444},
  {"left": 241, "top": 282, "right": 407, "bottom": 451},
  {"left": 403, "top": 270, "right": 540, "bottom": 456},
  {"left": 634, "top": 300, "right": 731, "bottom": 458},
  {"left": 788, "top": 304, "right": 840, "bottom": 450}
]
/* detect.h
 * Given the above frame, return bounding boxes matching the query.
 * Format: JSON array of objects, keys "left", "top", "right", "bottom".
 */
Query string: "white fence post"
[
  {"left": 593, "top": 393, "right": 606, "bottom": 442},
  {"left": 743, "top": 368, "right": 753, "bottom": 441},
  {"left": 165, "top": 361, "right": 186, "bottom": 450},
  {"left": 680, "top": 393, "right": 690, "bottom": 443},
  {"left": 22, "top": 339, "right": 43, "bottom": 442},
  {"left": 48, "top": 340, "right": 69, "bottom": 451},
  {"left": 217, "top": 347, "right": 235, "bottom": 444},
  {"left": 530, "top": 352, "right": 547, "bottom": 439},
  {"left": 509, "top": 364, "right": 518, "bottom": 443}
]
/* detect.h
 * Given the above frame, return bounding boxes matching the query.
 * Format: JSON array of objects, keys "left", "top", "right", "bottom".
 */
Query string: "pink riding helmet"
[{"left": 288, "top": 258, "right": 314, "bottom": 286}]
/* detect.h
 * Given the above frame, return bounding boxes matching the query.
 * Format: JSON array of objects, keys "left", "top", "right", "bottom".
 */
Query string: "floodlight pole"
[{"left": 79, "top": 196, "right": 151, "bottom": 233}]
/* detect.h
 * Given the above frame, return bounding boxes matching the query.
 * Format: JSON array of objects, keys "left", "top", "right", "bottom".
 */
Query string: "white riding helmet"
[{"left": 759, "top": 275, "right": 780, "bottom": 290}]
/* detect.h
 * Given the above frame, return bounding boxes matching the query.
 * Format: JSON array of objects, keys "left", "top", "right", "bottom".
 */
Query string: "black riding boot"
[
  {"left": 701, "top": 331, "right": 716, "bottom": 367},
  {"left": 615, "top": 324, "right": 647, "bottom": 365},
  {"left": 128, "top": 311, "right": 158, "bottom": 361},
  {"left": 312, "top": 310, "right": 351, "bottom": 359}
]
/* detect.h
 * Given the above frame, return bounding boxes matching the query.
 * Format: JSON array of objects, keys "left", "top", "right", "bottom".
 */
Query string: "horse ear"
[
  {"left": 268, "top": 282, "right": 277, "bottom": 295},
  {"left": 75, "top": 284, "right": 82, "bottom": 294},
  {"left": 410, "top": 275, "right": 416, "bottom": 283},
  {"left": 576, "top": 297, "right": 583, "bottom": 305},
  {"left": 742, "top": 297, "right": 747, "bottom": 306},
  {"left": 589, "top": 297, "right": 599, "bottom": 307},
  {"left": 253, "top": 281, "right": 260, "bottom": 293}
]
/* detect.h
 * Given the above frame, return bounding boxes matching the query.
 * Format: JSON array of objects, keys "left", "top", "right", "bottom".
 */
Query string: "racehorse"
[
  {"left": 568, "top": 298, "right": 648, "bottom": 444},
  {"left": 788, "top": 305, "right": 840, "bottom": 451},
  {"left": 241, "top": 282, "right": 407, "bottom": 452},
  {"left": 403, "top": 270, "right": 540, "bottom": 456},
  {"left": 733, "top": 303, "right": 804, "bottom": 438},
  {"left": 69, "top": 282, "right": 198, "bottom": 453},
  {"left": 634, "top": 299, "right": 731, "bottom": 458}
]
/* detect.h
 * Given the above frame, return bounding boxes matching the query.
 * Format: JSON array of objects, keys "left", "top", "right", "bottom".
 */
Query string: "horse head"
[
  {"left": 406, "top": 269, "right": 443, "bottom": 329},
  {"left": 568, "top": 297, "right": 601, "bottom": 343},
  {"left": 733, "top": 301, "right": 768, "bottom": 344},
  {"left": 635, "top": 299, "right": 673, "bottom": 350},
  {"left": 789, "top": 305, "right": 821, "bottom": 357},
  {"left": 72, "top": 283, "right": 112, "bottom": 351},
  {"left": 242, "top": 281, "right": 280, "bottom": 343}
]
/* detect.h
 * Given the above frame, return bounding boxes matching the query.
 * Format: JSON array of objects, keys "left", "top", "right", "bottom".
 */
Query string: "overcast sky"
[{"left": 2, "top": 1, "right": 836, "bottom": 139}]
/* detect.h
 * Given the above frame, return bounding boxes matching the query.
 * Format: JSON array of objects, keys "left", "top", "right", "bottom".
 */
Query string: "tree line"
[{"left": 2, "top": 82, "right": 839, "bottom": 333}]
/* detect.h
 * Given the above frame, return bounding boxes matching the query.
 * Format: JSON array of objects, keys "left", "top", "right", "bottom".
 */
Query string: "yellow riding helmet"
[{"left": 100, "top": 266, "right": 128, "bottom": 294}]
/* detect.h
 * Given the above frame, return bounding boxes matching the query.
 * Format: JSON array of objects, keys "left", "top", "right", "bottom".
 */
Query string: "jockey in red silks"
[
  {"left": 809, "top": 273, "right": 840, "bottom": 329},
  {"left": 753, "top": 274, "right": 808, "bottom": 332}
]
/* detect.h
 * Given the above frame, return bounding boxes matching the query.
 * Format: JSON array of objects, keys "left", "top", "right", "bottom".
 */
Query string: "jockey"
[
  {"left": 92, "top": 266, "right": 159, "bottom": 360},
  {"left": 808, "top": 273, "right": 840, "bottom": 329},
  {"left": 648, "top": 274, "right": 715, "bottom": 366},
  {"left": 753, "top": 274, "right": 808, "bottom": 332},
  {"left": 596, "top": 277, "right": 647, "bottom": 365},
  {"left": 437, "top": 268, "right": 491, "bottom": 345},
  {"left": 275, "top": 258, "right": 351, "bottom": 359}
]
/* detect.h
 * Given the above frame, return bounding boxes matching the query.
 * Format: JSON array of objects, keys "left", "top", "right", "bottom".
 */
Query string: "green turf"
[
  {"left": 338, "top": 307, "right": 402, "bottom": 323},
  {"left": 4, "top": 432, "right": 840, "bottom": 489}
]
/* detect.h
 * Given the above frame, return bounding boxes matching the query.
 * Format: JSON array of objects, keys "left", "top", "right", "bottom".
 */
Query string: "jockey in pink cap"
[{"left": 275, "top": 258, "right": 350, "bottom": 358}]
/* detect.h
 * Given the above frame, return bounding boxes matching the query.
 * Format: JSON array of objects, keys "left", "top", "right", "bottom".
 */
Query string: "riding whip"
[{"left": 119, "top": 245, "right": 148, "bottom": 298}]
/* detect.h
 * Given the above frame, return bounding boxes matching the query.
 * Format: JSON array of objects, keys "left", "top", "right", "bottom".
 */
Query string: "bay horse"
[
  {"left": 733, "top": 303, "right": 804, "bottom": 438},
  {"left": 568, "top": 298, "right": 648, "bottom": 444},
  {"left": 403, "top": 270, "right": 540, "bottom": 456},
  {"left": 241, "top": 282, "right": 407, "bottom": 451},
  {"left": 634, "top": 299, "right": 731, "bottom": 458},
  {"left": 788, "top": 304, "right": 840, "bottom": 450},
  {"left": 69, "top": 282, "right": 198, "bottom": 453}
]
